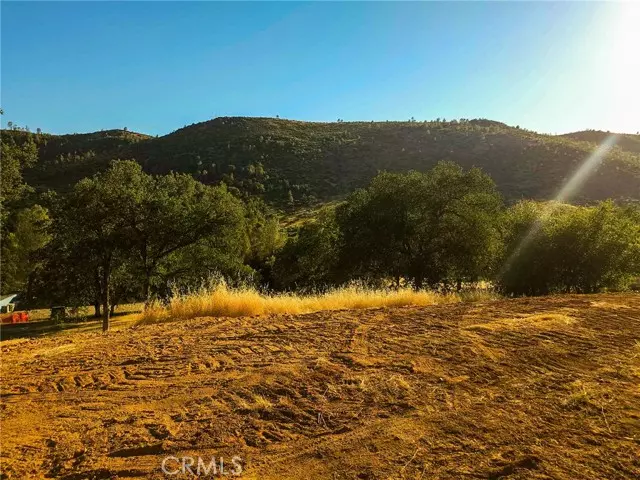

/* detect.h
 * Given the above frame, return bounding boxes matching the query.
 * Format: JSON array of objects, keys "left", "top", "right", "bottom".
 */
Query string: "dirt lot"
[{"left": 1, "top": 294, "right": 639, "bottom": 479}]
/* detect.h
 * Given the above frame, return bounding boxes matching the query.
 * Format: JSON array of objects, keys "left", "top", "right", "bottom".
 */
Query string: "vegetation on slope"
[
  {"left": 561, "top": 130, "right": 640, "bottom": 154},
  {"left": 17, "top": 129, "right": 151, "bottom": 193},
  {"left": 2, "top": 117, "right": 639, "bottom": 332},
  {"left": 274, "top": 167, "right": 640, "bottom": 295},
  {"left": 4, "top": 117, "right": 640, "bottom": 207},
  {"left": 137, "top": 117, "right": 640, "bottom": 205}
]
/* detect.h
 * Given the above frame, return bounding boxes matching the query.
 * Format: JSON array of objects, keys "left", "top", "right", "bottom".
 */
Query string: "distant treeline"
[
  {"left": 274, "top": 163, "right": 640, "bottom": 296},
  {"left": 2, "top": 147, "right": 639, "bottom": 330}
]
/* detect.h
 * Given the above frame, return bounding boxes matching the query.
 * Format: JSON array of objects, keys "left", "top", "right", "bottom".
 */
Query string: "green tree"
[
  {"left": 128, "top": 169, "right": 247, "bottom": 303},
  {"left": 336, "top": 162, "right": 504, "bottom": 288},
  {"left": 51, "top": 161, "right": 143, "bottom": 330},
  {"left": 0, "top": 205, "right": 51, "bottom": 295},
  {"left": 47, "top": 161, "right": 248, "bottom": 329},
  {"left": 29, "top": 215, "right": 105, "bottom": 315},
  {"left": 0, "top": 133, "right": 37, "bottom": 205},
  {"left": 272, "top": 208, "right": 342, "bottom": 290},
  {"left": 243, "top": 198, "right": 285, "bottom": 282},
  {"left": 497, "top": 200, "right": 640, "bottom": 295},
  {"left": 153, "top": 239, "right": 254, "bottom": 297}
]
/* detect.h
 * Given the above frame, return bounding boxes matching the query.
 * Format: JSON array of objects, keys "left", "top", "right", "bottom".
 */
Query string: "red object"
[{"left": 0, "top": 311, "right": 29, "bottom": 324}]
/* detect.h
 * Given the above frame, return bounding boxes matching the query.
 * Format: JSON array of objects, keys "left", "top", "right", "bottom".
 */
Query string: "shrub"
[{"left": 497, "top": 200, "right": 640, "bottom": 295}]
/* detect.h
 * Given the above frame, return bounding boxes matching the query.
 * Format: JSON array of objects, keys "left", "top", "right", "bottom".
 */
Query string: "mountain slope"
[
  {"left": 6, "top": 117, "right": 640, "bottom": 205},
  {"left": 561, "top": 130, "right": 640, "bottom": 155},
  {"left": 4, "top": 129, "right": 151, "bottom": 194}
]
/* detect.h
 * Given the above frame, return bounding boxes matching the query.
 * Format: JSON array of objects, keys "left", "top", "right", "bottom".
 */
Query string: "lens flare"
[
  {"left": 499, "top": 134, "right": 619, "bottom": 278},
  {"left": 554, "top": 134, "right": 619, "bottom": 203}
]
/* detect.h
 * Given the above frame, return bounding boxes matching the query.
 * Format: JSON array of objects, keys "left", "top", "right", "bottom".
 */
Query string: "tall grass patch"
[{"left": 138, "top": 283, "right": 462, "bottom": 324}]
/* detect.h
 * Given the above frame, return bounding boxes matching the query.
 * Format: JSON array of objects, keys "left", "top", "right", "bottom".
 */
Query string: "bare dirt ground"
[{"left": 1, "top": 294, "right": 639, "bottom": 479}]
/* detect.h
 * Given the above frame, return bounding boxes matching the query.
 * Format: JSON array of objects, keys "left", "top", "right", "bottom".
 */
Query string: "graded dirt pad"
[{"left": 1, "top": 294, "right": 639, "bottom": 479}]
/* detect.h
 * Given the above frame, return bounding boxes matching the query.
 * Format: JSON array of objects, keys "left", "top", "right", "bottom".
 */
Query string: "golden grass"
[
  {"left": 138, "top": 283, "right": 462, "bottom": 325},
  {"left": 465, "top": 312, "right": 576, "bottom": 332}
]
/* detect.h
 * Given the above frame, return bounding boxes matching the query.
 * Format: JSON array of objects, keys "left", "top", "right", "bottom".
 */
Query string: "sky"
[{"left": 1, "top": 1, "right": 639, "bottom": 136}]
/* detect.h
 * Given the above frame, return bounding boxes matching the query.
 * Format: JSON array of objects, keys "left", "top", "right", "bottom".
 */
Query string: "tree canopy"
[
  {"left": 37, "top": 160, "right": 248, "bottom": 330},
  {"left": 497, "top": 200, "right": 640, "bottom": 295},
  {"left": 336, "top": 163, "right": 504, "bottom": 288}
]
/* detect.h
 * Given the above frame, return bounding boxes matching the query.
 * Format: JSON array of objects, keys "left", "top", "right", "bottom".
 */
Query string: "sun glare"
[{"left": 609, "top": 3, "right": 640, "bottom": 132}]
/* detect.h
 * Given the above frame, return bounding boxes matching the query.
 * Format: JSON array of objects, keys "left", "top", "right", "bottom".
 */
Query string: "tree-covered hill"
[
  {"left": 4, "top": 117, "right": 639, "bottom": 206},
  {"left": 3, "top": 128, "right": 151, "bottom": 194},
  {"left": 560, "top": 130, "right": 640, "bottom": 155}
]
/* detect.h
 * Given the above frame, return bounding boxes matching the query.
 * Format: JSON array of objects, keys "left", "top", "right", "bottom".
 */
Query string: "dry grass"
[
  {"left": 465, "top": 312, "right": 577, "bottom": 332},
  {"left": 26, "top": 303, "right": 144, "bottom": 322},
  {"left": 138, "top": 283, "right": 461, "bottom": 325}
]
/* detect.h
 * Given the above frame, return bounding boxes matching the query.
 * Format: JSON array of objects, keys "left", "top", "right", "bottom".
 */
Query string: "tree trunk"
[
  {"left": 26, "top": 274, "right": 35, "bottom": 306},
  {"left": 141, "top": 246, "right": 153, "bottom": 308},
  {"left": 101, "top": 264, "right": 110, "bottom": 332},
  {"left": 143, "top": 272, "right": 151, "bottom": 307},
  {"left": 143, "top": 262, "right": 156, "bottom": 308},
  {"left": 110, "top": 303, "right": 116, "bottom": 316},
  {"left": 94, "top": 269, "right": 102, "bottom": 317}
]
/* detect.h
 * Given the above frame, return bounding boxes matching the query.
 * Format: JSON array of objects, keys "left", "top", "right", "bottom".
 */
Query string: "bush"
[{"left": 497, "top": 200, "right": 640, "bottom": 295}]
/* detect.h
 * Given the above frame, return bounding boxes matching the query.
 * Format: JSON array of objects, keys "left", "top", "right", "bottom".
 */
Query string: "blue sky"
[{"left": 1, "top": 1, "right": 638, "bottom": 135}]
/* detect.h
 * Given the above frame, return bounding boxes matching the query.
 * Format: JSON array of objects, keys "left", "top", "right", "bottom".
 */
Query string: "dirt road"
[{"left": 1, "top": 294, "right": 639, "bottom": 479}]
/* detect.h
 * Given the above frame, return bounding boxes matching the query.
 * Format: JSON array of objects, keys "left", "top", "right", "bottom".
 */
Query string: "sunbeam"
[{"left": 499, "top": 134, "right": 619, "bottom": 278}]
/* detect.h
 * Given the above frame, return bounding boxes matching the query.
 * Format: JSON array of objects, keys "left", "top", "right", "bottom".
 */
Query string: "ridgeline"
[{"left": 4, "top": 117, "right": 639, "bottom": 207}]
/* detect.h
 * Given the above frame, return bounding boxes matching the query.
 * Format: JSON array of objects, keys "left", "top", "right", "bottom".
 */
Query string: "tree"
[
  {"left": 498, "top": 200, "right": 640, "bottom": 295},
  {"left": 49, "top": 160, "right": 249, "bottom": 330},
  {"left": 1, "top": 130, "right": 41, "bottom": 296},
  {"left": 127, "top": 168, "right": 247, "bottom": 303},
  {"left": 0, "top": 132, "right": 38, "bottom": 209},
  {"left": 336, "top": 162, "right": 504, "bottom": 289},
  {"left": 152, "top": 238, "right": 253, "bottom": 298},
  {"left": 32, "top": 235, "right": 105, "bottom": 315},
  {"left": 243, "top": 198, "right": 285, "bottom": 283},
  {"left": 52, "top": 161, "right": 144, "bottom": 330},
  {"left": 0, "top": 205, "right": 51, "bottom": 295},
  {"left": 272, "top": 208, "right": 341, "bottom": 290}
]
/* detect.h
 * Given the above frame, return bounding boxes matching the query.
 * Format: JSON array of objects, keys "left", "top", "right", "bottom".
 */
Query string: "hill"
[
  {"left": 1, "top": 293, "right": 639, "bottom": 479},
  {"left": 3, "top": 129, "right": 152, "bottom": 195},
  {"left": 5, "top": 117, "right": 640, "bottom": 206},
  {"left": 561, "top": 130, "right": 640, "bottom": 155}
]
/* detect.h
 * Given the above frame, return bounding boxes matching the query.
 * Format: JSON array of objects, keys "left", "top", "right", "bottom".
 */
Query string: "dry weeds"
[{"left": 138, "top": 283, "right": 466, "bottom": 324}]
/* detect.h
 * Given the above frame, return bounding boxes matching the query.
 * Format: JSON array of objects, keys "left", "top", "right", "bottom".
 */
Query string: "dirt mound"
[{"left": 1, "top": 294, "right": 639, "bottom": 479}]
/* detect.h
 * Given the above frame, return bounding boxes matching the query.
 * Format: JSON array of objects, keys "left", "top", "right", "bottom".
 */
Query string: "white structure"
[{"left": 0, "top": 294, "right": 18, "bottom": 313}]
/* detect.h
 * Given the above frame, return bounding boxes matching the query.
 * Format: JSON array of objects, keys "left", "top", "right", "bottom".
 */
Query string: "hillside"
[
  {"left": 1, "top": 293, "right": 639, "bottom": 479},
  {"left": 3, "top": 129, "right": 152, "bottom": 194},
  {"left": 561, "top": 130, "right": 640, "bottom": 155},
  {"left": 5, "top": 117, "right": 640, "bottom": 205}
]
